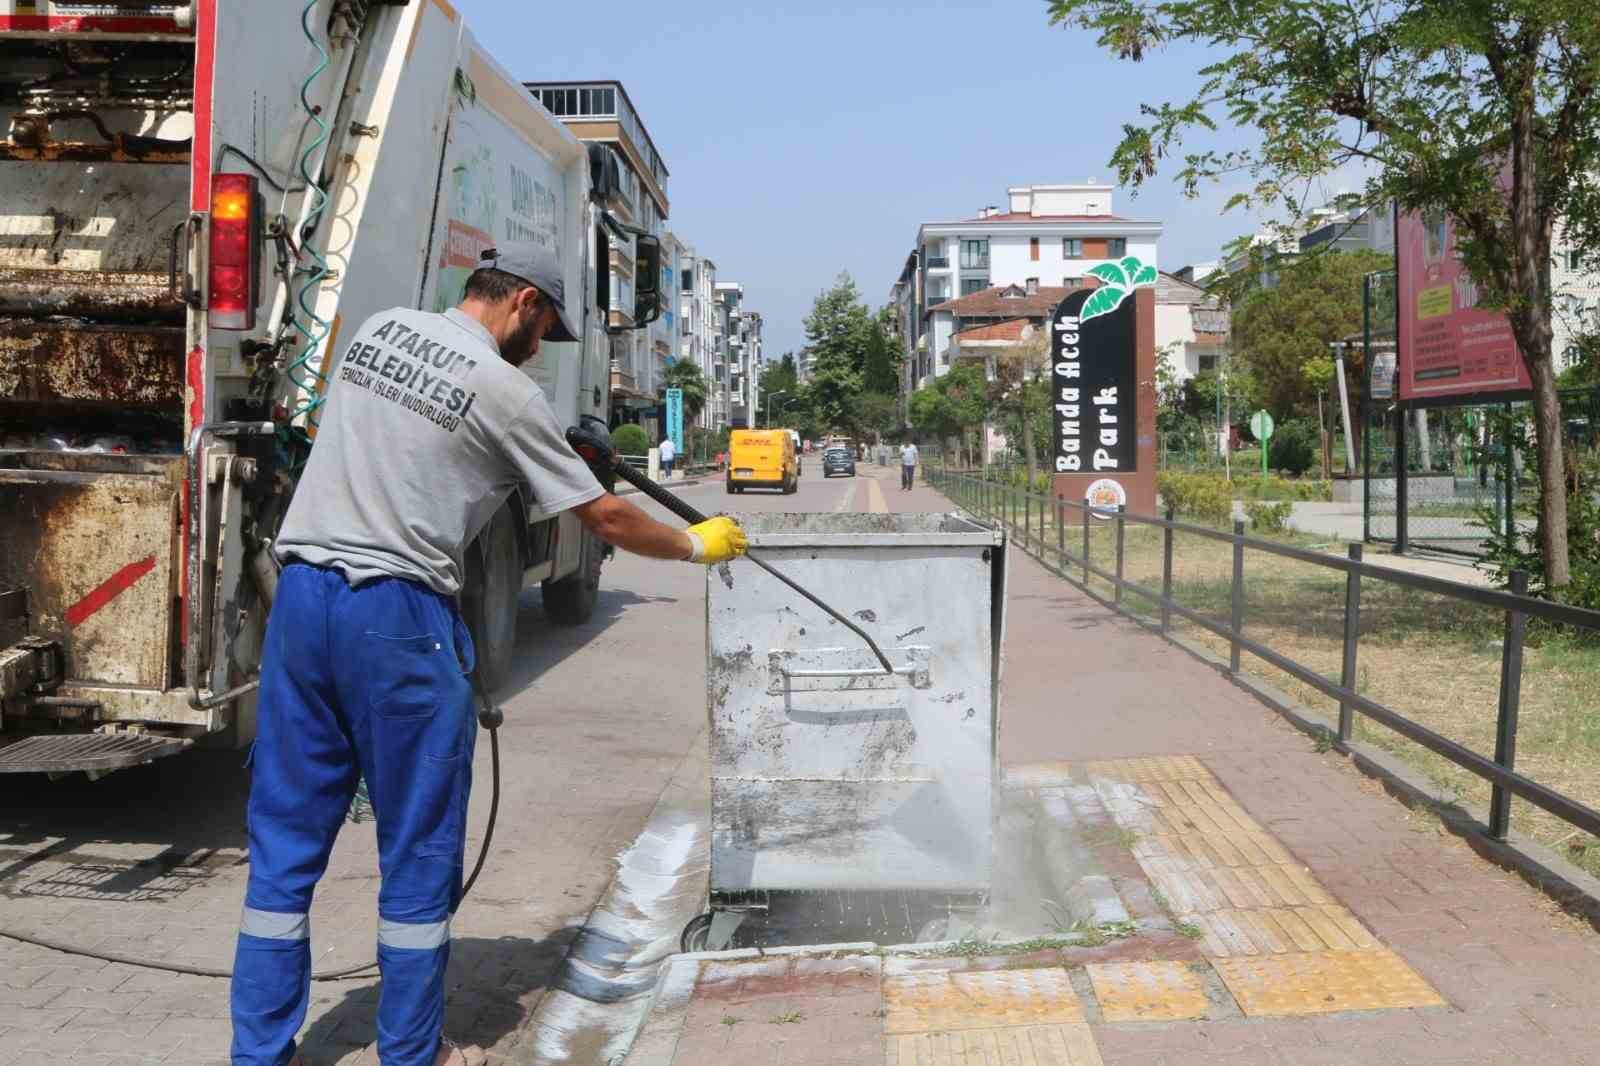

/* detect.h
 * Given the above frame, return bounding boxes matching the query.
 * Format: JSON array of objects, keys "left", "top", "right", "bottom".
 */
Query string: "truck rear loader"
[{"left": 0, "top": 0, "right": 661, "bottom": 775}]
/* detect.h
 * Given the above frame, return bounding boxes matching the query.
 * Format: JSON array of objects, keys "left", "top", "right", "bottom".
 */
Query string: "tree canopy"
[
  {"left": 1045, "top": 0, "right": 1600, "bottom": 587},
  {"left": 1231, "top": 249, "right": 1391, "bottom": 418}
]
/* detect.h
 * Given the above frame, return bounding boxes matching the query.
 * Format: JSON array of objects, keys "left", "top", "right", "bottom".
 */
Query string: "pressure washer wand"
[{"left": 566, "top": 425, "right": 895, "bottom": 674}]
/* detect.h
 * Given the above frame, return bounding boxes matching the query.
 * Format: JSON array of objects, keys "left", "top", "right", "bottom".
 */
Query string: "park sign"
[{"left": 1050, "top": 259, "right": 1158, "bottom": 513}]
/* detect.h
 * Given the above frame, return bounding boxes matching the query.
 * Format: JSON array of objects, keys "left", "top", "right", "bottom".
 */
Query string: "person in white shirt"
[
  {"left": 658, "top": 435, "right": 676, "bottom": 479},
  {"left": 900, "top": 442, "right": 919, "bottom": 490}
]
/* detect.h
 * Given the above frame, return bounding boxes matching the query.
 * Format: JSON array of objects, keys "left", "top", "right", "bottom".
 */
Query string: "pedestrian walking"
[
  {"left": 230, "top": 243, "right": 746, "bottom": 1066},
  {"left": 658, "top": 435, "right": 676, "bottom": 480},
  {"left": 900, "top": 442, "right": 919, "bottom": 491}
]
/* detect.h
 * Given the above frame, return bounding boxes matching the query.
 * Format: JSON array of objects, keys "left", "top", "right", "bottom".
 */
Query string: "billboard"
[{"left": 1396, "top": 206, "right": 1531, "bottom": 400}]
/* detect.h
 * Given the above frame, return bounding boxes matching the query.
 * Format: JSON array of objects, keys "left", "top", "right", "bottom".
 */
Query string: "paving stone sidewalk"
[{"left": 630, "top": 469, "right": 1600, "bottom": 1066}]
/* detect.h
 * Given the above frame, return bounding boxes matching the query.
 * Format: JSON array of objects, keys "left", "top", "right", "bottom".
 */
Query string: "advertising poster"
[{"left": 1396, "top": 205, "right": 1531, "bottom": 400}]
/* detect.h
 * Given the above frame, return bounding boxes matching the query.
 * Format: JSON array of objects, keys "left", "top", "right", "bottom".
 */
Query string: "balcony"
[{"left": 925, "top": 256, "right": 950, "bottom": 270}]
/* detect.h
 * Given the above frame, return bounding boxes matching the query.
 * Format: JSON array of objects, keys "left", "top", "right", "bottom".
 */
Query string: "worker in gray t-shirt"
[{"left": 231, "top": 243, "right": 746, "bottom": 1066}]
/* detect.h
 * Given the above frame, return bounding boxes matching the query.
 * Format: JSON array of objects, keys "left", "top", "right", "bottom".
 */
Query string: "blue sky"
[{"left": 455, "top": 0, "right": 1301, "bottom": 358}]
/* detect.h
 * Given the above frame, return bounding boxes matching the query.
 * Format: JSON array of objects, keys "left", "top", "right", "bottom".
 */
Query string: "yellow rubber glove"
[{"left": 685, "top": 516, "right": 748, "bottom": 564}]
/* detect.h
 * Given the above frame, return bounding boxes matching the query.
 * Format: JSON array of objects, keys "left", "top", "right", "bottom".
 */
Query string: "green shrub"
[
  {"left": 611, "top": 423, "right": 650, "bottom": 456},
  {"left": 1158, "top": 471, "right": 1233, "bottom": 526},
  {"left": 1245, "top": 499, "right": 1294, "bottom": 535},
  {"left": 1268, "top": 418, "right": 1321, "bottom": 476}
]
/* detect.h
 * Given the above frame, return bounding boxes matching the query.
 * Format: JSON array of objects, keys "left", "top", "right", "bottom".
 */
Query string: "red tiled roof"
[
  {"left": 928, "top": 282, "right": 1095, "bottom": 317},
  {"left": 960, "top": 212, "right": 1128, "bottom": 223},
  {"left": 953, "top": 318, "right": 1032, "bottom": 342}
]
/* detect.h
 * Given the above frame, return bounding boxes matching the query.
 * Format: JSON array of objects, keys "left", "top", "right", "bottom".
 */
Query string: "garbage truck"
[{"left": 0, "top": 1, "right": 663, "bottom": 774}]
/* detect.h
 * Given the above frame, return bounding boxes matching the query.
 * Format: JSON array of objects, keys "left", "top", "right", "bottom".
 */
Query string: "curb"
[{"left": 617, "top": 477, "right": 705, "bottom": 496}]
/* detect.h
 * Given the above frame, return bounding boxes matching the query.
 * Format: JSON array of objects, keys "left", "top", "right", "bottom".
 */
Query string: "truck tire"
[
  {"left": 543, "top": 528, "right": 603, "bottom": 626},
  {"left": 462, "top": 501, "right": 523, "bottom": 691}
]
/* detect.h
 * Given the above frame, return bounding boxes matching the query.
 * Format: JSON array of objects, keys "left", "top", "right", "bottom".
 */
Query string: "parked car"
[{"left": 822, "top": 446, "right": 857, "bottom": 478}]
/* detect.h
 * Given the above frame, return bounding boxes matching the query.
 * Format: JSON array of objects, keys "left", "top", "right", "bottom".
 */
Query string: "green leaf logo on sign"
[{"left": 1079, "top": 255, "right": 1159, "bottom": 322}]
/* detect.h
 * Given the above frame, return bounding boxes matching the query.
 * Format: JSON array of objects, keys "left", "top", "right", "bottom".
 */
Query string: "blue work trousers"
[{"left": 230, "top": 563, "right": 476, "bottom": 1066}]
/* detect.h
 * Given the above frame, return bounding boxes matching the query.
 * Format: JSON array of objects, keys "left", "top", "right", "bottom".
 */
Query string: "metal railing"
[{"left": 927, "top": 465, "right": 1600, "bottom": 847}]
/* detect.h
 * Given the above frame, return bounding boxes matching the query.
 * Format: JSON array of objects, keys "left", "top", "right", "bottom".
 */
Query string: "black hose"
[{"left": 0, "top": 692, "right": 504, "bottom": 982}]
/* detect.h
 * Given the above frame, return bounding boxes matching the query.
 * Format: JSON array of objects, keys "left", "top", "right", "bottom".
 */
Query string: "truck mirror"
[{"left": 633, "top": 233, "right": 662, "bottom": 327}]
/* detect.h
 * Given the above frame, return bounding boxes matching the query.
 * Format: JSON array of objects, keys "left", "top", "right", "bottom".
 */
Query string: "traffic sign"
[{"left": 1250, "top": 410, "right": 1275, "bottom": 476}]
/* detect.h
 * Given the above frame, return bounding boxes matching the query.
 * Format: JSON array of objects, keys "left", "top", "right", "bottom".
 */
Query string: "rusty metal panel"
[
  {"left": 708, "top": 512, "right": 1004, "bottom": 894},
  {"left": 0, "top": 453, "right": 181, "bottom": 689},
  {"left": 0, "top": 159, "right": 187, "bottom": 278},
  {"left": 0, "top": 319, "right": 183, "bottom": 412}
]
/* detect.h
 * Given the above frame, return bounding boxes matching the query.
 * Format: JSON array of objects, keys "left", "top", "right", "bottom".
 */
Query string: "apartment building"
[
  {"left": 901, "top": 183, "right": 1163, "bottom": 391},
  {"left": 678, "top": 248, "right": 721, "bottom": 429},
  {"left": 715, "top": 282, "right": 762, "bottom": 429},
  {"left": 526, "top": 80, "right": 671, "bottom": 425},
  {"left": 1553, "top": 234, "right": 1600, "bottom": 367}
]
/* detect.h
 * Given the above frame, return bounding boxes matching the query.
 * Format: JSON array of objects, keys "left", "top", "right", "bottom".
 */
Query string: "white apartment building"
[
  {"left": 715, "top": 282, "right": 762, "bottom": 429},
  {"left": 526, "top": 80, "right": 671, "bottom": 425},
  {"left": 678, "top": 248, "right": 721, "bottom": 429},
  {"left": 905, "top": 183, "right": 1163, "bottom": 390},
  {"left": 1553, "top": 233, "right": 1600, "bottom": 368},
  {"left": 1155, "top": 272, "right": 1230, "bottom": 387}
]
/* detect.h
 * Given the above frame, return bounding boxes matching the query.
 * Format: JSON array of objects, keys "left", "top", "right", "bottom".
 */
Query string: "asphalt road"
[{"left": 0, "top": 462, "right": 890, "bottom": 1065}]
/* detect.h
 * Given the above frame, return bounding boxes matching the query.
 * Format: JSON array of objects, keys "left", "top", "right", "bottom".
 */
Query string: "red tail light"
[{"left": 207, "top": 173, "right": 258, "bottom": 331}]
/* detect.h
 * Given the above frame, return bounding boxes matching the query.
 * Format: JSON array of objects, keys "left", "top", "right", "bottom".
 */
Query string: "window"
[
  {"left": 1064, "top": 276, "right": 1083, "bottom": 288},
  {"left": 1565, "top": 249, "right": 1584, "bottom": 272},
  {"left": 961, "top": 277, "right": 987, "bottom": 296},
  {"left": 1063, "top": 238, "right": 1084, "bottom": 258},
  {"left": 682, "top": 268, "right": 694, "bottom": 292},
  {"left": 1199, "top": 354, "right": 1220, "bottom": 373},
  {"left": 1108, "top": 238, "right": 1127, "bottom": 257},
  {"left": 960, "top": 239, "right": 989, "bottom": 269},
  {"left": 1030, "top": 237, "right": 1040, "bottom": 261}
]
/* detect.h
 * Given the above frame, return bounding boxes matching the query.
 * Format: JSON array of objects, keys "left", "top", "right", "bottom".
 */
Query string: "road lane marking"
[{"left": 868, "top": 475, "right": 887, "bottom": 514}]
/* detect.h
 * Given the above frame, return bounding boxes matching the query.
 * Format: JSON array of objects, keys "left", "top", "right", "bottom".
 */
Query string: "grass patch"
[
  {"left": 770, "top": 1011, "right": 804, "bottom": 1025},
  {"left": 1173, "top": 920, "right": 1206, "bottom": 940},
  {"left": 721, "top": 1015, "right": 740, "bottom": 1027}
]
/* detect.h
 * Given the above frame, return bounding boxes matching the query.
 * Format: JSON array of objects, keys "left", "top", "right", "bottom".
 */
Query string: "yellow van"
[{"left": 727, "top": 429, "right": 798, "bottom": 495}]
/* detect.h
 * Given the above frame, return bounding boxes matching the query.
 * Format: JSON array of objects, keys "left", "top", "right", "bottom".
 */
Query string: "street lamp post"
[{"left": 765, "top": 389, "right": 789, "bottom": 428}]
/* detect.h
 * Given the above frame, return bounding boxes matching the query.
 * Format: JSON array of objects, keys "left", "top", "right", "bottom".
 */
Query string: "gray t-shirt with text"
[{"left": 275, "top": 306, "right": 603, "bottom": 596}]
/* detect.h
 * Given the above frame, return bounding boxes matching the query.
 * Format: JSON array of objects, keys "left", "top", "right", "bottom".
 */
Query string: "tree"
[
  {"left": 909, "top": 363, "right": 989, "bottom": 466},
  {"left": 862, "top": 308, "right": 903, "bottom": 395},
  {"left": 803, "top": 273, "right": 872, "bottom": 432},
  {"left": 989, "top": 329, "right": 1052, "bottom": 482},
  {"left": 852, "top": 391, "right": 902, "bottom": 443},
  {"left": 1047, "top": 0, "right": 1599, "bottom": 588},
  {"left": 1231, "top": 250, "right": 1390, "bottom": 418},
  {"left": 661, "top": 358, "right": 708, "bottom": 425}
]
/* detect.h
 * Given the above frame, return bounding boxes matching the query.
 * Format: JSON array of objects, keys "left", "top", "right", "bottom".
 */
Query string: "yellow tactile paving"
[
  {"left": 1184, "top": 905, "right": 1383, "bottom": 957},
  {"left": 1212, "top": 949, "right": 1447, "bottom": 1016},
  {"left": 885, "top": 1023, "right": 1104, "bottom": 1066},
  {"left": 1085, "top": 961, "right": 1209, "bottom": 1022},
  {"left": 883, "top": 968, "right": 1084, "bottom": 1035},
  {"left": 1084, "top": 755, "right": 1210, "bottom": 782},
  {"left": 1004, "top": 762, "right": 1078, "bottom": 789}
]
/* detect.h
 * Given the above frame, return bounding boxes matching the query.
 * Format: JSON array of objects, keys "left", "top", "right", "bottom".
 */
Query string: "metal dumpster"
[{"left": 707, "top": 512, "right": 1006, "bottom": 897}]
